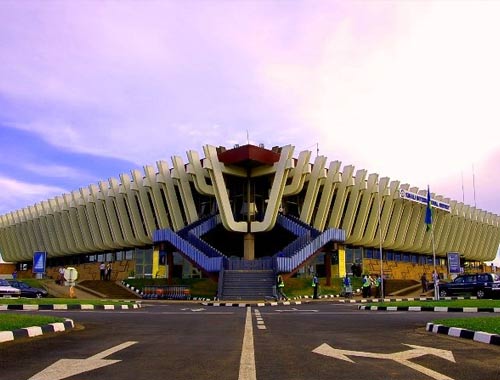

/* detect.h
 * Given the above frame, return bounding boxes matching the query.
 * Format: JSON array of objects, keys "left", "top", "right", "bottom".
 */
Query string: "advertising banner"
[{"left": 447, "top": 252, "right": 461, "bottom": 274}]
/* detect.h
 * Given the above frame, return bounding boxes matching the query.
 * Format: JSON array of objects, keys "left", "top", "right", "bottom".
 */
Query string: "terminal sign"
[
  {"left": 399, "top": 189, "right": 450, "bottom": 212},
  {"left": 32, "top": 251, "right": 47, "bottom": 274}
]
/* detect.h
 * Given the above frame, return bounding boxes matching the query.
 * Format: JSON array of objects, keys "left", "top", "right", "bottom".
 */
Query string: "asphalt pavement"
[{"left": 1, "top": 302, "right": 499, "bottom": 380}]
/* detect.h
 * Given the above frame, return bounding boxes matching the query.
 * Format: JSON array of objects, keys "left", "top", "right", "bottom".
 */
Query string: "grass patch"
[
  {"left": 369, "top": 299, "right": 500, "bottom": 308},
  {"left": 368, "top": 299, "right": 500, "bottom": 335},
  {"left": 125, "top": 276, "right": 363, "bottom": 298},
  {"left": 0, "top": 298, "right": 136, "bottom": 305},
  {"left": 125, "top": 278, "right": 217, "bottom": 298},
  {"left": 432, "top": 316, "right": 500, "bottom": 335},
  {"left": 0, "top": 314, "right": 66, "bottom": 331}
]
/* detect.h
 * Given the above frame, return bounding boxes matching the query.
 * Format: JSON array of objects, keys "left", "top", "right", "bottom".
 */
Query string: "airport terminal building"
[{"left": 0, "top": 143, "right": 499, "bottom": 291}]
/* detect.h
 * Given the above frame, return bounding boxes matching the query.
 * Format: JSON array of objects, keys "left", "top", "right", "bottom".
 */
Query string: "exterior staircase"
[{"left": 218, "top": 270, "right": 275, "bottom": 301}]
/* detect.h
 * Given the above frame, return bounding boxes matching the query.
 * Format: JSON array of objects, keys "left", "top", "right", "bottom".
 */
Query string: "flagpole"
[
  {"left": 431, "top": 227, "right": 438, "bottom": 300},
  {"left": 425, "top": 185, "right": 438, "bottom": 300},
  {"left": 378, "top": 181, "right": 384, "bottom": 299}
]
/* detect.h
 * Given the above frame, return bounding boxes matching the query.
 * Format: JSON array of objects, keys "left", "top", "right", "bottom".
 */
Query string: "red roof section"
[{"left": 217, "top": 144, "right": 280, "bottom": 167}]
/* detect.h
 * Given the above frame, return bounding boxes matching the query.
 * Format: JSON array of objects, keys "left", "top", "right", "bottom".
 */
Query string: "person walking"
[
  {"left": 421, "top": 273, "right": 428, "bottom": 293},
  {"left": 362, "top": 274, "right": 371, "bottom": 297},
  {"left": 312, "top": 274, "right": 319, "bottom": 299},
  {"left": 99, "top": 262, "right": 105, "bottom": 280},
  {"left": 105, "top": 262, "right": 112, "bottom": 281},
  {"left": 343, "top": 275, "right": 352, "bottom": 298},
  {"left": 58, "top": 266, "right": 65, "bottom": 285},
  {"left": 276, "top": 274, "right": 287, "bottom": 301}
]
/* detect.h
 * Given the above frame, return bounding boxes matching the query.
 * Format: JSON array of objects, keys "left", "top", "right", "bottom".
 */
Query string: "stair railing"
[
  {"left": 153, "top": 229, "right": 223, "bottom": 272},
  {"left": 276, "top": 228, "right": 345, "bottom": 272},
  {"left": 277, "top": 214, "right": 321, "bottom": 238}
]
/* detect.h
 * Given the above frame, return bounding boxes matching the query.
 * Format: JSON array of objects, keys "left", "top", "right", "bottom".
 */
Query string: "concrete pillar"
[
  {"left": 243, "top": 233, "right": 255, "bottom": 260},
  {"left": 338, "top": 245, "right": 346, "bottom": 278},
  {"left": 167, "top": 250, "right": 174, "bottom": 285},
  {"left": 324, "top": 251, "right": 332, "bottom": 286},
  {"left": 152, "top": 246, "right": 160, "bottom": 279}
]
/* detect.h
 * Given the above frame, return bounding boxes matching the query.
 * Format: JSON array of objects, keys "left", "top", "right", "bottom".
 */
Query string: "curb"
[
  {"left": 426, "top": 322, "right": 500, "bottom": 346},
  {"left": 122, "top": 282, "right": 144, "bottom": 297},
  {"left": 358, "top": 305, "right": 500, "bottom": 312},
  {"left": 0, "top": 303, "right": 142, "bottom": 311},
  {"left": 0, "top": 319, "right": 74, "bottom": 344},
  {"left": 202, "top": 300, "right": 303, "bottom": 307}
]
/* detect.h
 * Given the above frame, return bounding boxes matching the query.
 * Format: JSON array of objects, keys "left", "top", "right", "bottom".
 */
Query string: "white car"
[{"left": 0, "top": 279, "right": 21, "bottom": 297}]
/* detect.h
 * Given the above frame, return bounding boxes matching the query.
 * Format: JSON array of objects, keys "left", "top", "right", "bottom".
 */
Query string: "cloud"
[
  {"left": 0, "top": 0, "right": 499, "bottom": 218},
  {"left": 0, "top": 176, "right": 67, "bottom": 215},
  {"left": 20, "top": 162, "right": 92, "bottom": 181}
]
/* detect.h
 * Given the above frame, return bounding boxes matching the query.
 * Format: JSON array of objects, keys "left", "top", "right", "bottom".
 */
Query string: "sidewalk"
[{"left": 42, "top": 280, "right": 100, "bottom": 299}]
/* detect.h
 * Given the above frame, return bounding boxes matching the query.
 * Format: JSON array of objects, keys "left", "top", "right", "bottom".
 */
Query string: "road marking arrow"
[
  {"left": 28, "top": 341, "right": 138, "bottom": 380},
  {"left": 275, "top": 308, "right": 318, "bottom": 312},
  {"left": 180, "top": 308, "right": 206, "bottom": 312},
  {"left": 313, "top": 343, "right": 455, "bottom": 380}
]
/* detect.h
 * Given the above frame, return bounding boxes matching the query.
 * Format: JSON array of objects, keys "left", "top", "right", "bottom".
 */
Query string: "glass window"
[
  {"left": 125, "top": 250, "right": 134, "bottom": 260},
  {"left": 464, "top": 275, "right": 475, "bottom": 283},
  {"left": 477, "top": 274, "right": 490, "bottom": 282}
]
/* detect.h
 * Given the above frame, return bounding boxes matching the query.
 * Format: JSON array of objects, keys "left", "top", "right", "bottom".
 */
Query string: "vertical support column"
[
  {"left": 244, "top": 233, "right": 255, "bottom": 260},
  {"left": 324, "top": 251, "right": 332, "bottom": 286},
  {"left": 152, "top": 247, "right": 160, "bottom": 278},
  {"left": 167, "top": 250, "right": 174, "bottom": 285},
  {"left": 338, "top": 245, "right": 346, "bottom": 278}
]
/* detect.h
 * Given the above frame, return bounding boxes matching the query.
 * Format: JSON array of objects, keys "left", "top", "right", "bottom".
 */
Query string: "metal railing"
[
  {"left": 153, "top": 229, "right": 223, "bottom": 272},
  {"left": 276, "top": 228, "right": 345, "bottom": 272},
  {"left": 142, "top": 285, "right": 190, "bottom": 299},
  {"left": 224, "top": 257, "right": 276, "bottom": 271}
]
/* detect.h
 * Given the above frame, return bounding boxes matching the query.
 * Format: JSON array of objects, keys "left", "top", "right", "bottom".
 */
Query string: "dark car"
[
  {"left": 439, "top": 273, "right": 500, "bottom": 299},
  {"left": 8, "top": 280, "right": 48, "bottom": 298}
]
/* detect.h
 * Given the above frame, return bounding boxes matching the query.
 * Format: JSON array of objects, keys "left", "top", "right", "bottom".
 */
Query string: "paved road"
[{"left": 0, "top": 302, "right": 499, "bottom": 380}]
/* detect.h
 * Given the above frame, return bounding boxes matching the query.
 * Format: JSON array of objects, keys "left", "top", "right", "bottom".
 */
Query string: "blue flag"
[{"left": 425, "top": 186, "right": 432, "bottom": 231}]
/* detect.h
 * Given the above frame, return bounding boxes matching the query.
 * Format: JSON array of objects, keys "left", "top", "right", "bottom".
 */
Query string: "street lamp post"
[{"left": 377, "top": 180, "right": 389, "bottom": 299}]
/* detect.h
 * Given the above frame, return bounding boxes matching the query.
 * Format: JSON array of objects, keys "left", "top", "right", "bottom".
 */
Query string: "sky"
[{"left": 0, "top": 1, "right": 499, "bottom": 264}]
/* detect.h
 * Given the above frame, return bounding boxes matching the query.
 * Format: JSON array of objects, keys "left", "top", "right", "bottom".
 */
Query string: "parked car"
[
  {"left": 7, "top": 280, "right": 48, "bottom": 298},
  {"left": 0, "top": 279, "right": 21, "bottom": 297},
  {"left": 439, "top": 273, "right": 500, "bottom": 299}
]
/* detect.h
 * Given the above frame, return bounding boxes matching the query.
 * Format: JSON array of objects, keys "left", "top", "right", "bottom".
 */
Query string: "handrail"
[
  {"left": 224, "top": 257, "right": 275, "bottom": 270},
  {"left": 276, "top": 228, "right": 345, "bottom": 272},
  {"left": 186, "top": 231, "right": 224, "bottom": 258},
  {"left": 275, "top": 232, "right": 312, "bottom": 258},
  {"left": 277, "top": 214, "right": 321, "bottom": 238},
  {"left": 153, "top": 229, "right": 222, "bottom": 272}
]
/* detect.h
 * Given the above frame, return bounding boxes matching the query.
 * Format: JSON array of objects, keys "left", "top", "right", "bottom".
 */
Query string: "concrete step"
[{"left": 78, "top": 280, "right": 141, "bottom": 299}]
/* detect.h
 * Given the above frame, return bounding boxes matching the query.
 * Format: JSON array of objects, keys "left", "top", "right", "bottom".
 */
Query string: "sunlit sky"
[{"left": 0, "top": 1, "right": 499, "bottom": 263}]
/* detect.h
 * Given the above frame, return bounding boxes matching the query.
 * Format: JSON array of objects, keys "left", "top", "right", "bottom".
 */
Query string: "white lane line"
[
  {"left": 238, "top": 307, "right": 256, "bottom": 380},
  {"left": 254, "top": 308, "right": 267, "bottom": 330}
]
